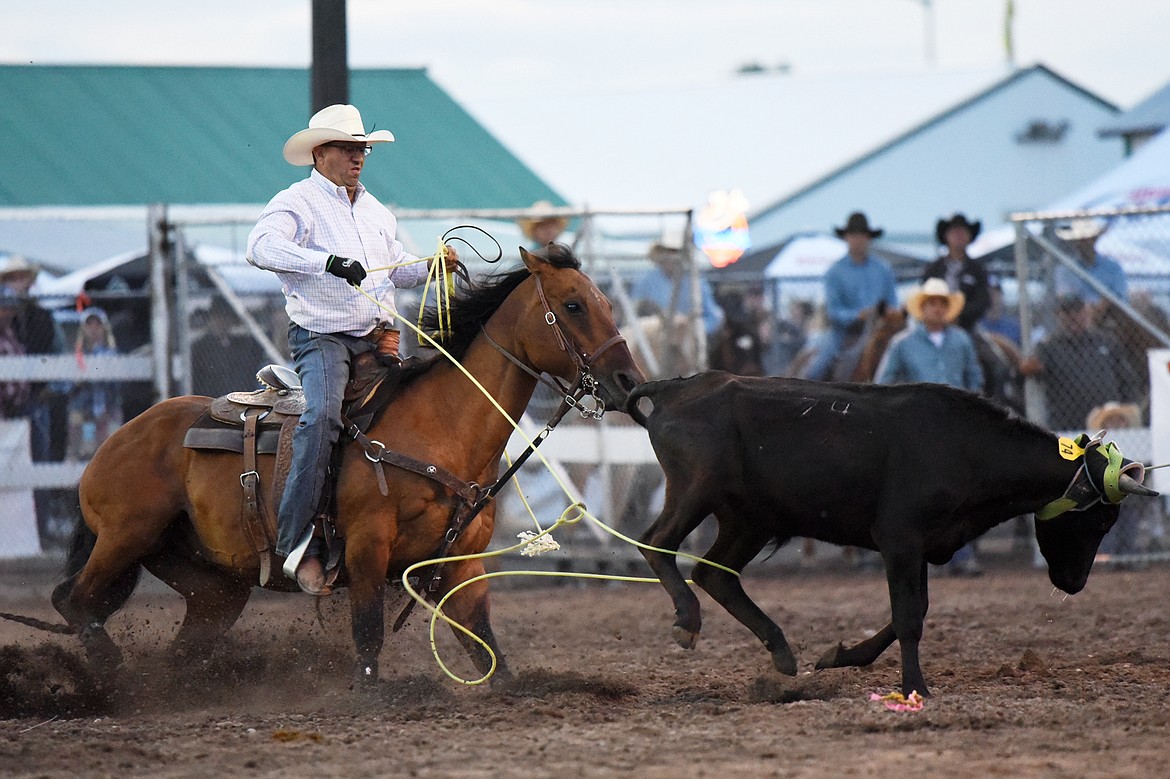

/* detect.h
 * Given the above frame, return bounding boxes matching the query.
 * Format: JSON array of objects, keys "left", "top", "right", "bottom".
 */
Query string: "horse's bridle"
[{"left": 481, "top": 272, "right": 627, "bottom": 421}]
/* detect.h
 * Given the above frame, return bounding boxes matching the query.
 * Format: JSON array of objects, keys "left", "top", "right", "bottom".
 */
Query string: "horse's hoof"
[
  {"left": 81, "top": 627, "right": 122, "bottom": 674},
  {"left": 672, "top": 625, "right": 699, "bottom": 650},
  {"left": 488, "top": 665, "right": 515, "bottom": 688}
]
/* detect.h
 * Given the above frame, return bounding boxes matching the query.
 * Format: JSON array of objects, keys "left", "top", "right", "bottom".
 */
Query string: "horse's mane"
[{"left": 418, "top": 243, "right": 581, "bottom": 360}]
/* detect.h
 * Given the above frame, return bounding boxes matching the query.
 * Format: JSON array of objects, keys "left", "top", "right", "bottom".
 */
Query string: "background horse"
[
  {"left": 48, "top": 244, "right": 644, "bottom": 684},
  {"left": 785, "top": 302, "right": 907, "bottom": 382}
]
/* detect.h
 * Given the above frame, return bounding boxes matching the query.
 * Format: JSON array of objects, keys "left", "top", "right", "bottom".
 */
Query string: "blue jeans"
[
  {"left": 276, "top": 322, "right": 374, "bottom": 557},
  {"left": 802, "top": 329, "right": 845, "bottom": 381}
]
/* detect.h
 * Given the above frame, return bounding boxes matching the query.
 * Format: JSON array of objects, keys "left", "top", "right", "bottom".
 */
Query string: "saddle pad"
[{"left": 183, "top": 427, "right": 282, "bottom": 455}]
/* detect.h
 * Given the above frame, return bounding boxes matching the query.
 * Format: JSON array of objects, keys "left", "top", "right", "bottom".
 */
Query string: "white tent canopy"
[
  {"left": 1045, "top": 128, "right": 1170, "bottom": 212},
  {"left": 971, "top": 128, "right": 1170, "bottom": 259},
  {"left": 763, "top": 234, "right": 847, "bottom": 280}
]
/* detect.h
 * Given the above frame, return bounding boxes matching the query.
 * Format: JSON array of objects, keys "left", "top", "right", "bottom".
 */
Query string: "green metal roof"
[{"left": 0, "top": 64, "right": 565, "bottom": 209}]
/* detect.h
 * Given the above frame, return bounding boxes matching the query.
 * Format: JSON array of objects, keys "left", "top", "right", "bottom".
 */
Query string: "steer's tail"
[{"left": 627, "top": 381, "right": 669, "bottom": 428}]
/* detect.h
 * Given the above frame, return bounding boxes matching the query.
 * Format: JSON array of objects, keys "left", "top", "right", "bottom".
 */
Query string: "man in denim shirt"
[
  {"left": 876, "top": 278, "right": 982, "bottom": 391},
  {"left": 802, "top": 212, "right": 898, "bottom": 381}
]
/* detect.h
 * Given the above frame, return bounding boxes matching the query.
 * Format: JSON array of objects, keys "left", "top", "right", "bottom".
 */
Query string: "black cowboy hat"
[
  {"left": 834, "top": 211, "right": 884, "bottom": 239},
  {"left": 935, "top": 213, "right": 982, "bottom": 244}
]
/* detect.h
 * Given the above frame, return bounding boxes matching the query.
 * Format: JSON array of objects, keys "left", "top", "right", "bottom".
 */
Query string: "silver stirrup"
[{"left": 282, "top": 525, "right": 315, "bottom": 581}]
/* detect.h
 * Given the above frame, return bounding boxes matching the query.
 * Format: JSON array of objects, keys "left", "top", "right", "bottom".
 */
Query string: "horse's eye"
[{"left": 564, "top": 301, "right": 583, "bottom": 314}]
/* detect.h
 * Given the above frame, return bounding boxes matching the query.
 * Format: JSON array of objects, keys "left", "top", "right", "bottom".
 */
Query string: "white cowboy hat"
[
  {"left": 517, "top": 201, "right": 570, "bottom": 241},
  {"left": 282, "top": 104, "right": 396, "bottom": 166},
  {"left": 0, "top": 254, "right": 40, "bottom": 279},
  {"left": 1055, "top": 218, "right": 1107, "bottom": 241},
  {"left": 906, "top": 278, "right": 966, "bottom": 323}
]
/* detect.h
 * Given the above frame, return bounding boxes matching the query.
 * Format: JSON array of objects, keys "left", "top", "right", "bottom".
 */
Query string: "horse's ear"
[{"left": 519, "top": 246, "right": 546, "bottom": 275}]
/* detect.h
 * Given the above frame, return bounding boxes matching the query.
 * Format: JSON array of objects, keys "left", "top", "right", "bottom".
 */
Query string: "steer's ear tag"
[{"left": 1058, "top": 437, "right": 1085, "bottom": 461}]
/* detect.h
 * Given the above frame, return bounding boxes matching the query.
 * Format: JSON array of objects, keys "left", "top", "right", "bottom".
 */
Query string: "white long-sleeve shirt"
[{"left": 247, "top": 169, "right": 428, "bottom": 336}]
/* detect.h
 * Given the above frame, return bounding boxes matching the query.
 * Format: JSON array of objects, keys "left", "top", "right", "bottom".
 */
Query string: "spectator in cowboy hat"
[
  {"left": 876, "top": 278, "right": 982, "bottom": 391},
  {"left": 877, "top": 277, "right": 984, "bottom": 574},
  {"left": 0, "top": 254, "right": 65, "bottom": 467},
  {"left": 247, "top": 103, "right": 462, "bottom": 595},
  {"left": 517, "top": 201, "right": 569, "bottom": 250},
  {"left": 801, "top": 211, "right": 897, "bottom": 381},
  {"left": 922, "top": 213, "right": 991, "bottom": 332},
  {"left": 1053, "top": 217, "right": 1127, "bottom": 313}
]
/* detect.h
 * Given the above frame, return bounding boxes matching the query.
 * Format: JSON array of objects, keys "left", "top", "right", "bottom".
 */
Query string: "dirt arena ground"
[{"left": 1, "top": 552, "right": 1168, "bottom": 779}]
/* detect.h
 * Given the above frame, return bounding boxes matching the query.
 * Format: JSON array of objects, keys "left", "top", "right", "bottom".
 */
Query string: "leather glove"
[{"left": 326, "top": 255, "right": 366, "bottom": 286}]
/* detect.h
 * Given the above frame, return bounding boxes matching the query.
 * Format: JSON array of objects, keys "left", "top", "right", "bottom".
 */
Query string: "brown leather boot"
[{"left": 294, "top": 555, "right": 333, "bottom": 596}]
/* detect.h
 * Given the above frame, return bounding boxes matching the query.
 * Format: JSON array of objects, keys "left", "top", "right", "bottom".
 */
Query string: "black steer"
[{"left": 628, "top": 372, "right": 1156, "bottom": 696}]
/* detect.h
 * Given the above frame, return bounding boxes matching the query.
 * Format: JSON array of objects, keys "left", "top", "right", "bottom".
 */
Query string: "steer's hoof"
[
  {"left": 672, "top": 625, "right": 699, "bottom": 650},
  {"left": 814, "top": 642, "right": 846, "bottom": 670},
  {"left": 772, "top": 649, "right": 798, "bottom": 677}
]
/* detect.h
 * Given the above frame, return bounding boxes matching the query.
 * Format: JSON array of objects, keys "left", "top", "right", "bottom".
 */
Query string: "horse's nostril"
[{"left": 617, "top": 372, "right": 641, "bottom": 394}]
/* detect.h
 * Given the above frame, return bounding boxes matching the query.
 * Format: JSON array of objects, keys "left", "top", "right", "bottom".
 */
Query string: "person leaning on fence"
[
  {"left": 876, "top": 278, "right": 984, "bottom": 575},
  {"left": 246, "top": 103, "right": 461, "bottom": 596},
  {"left": 801, "top": 211, "right": 898, "bottom": 382},
  {"left": 0, "top": 254, "right": 66, "bottom": 462},
  {"left": 1052, "top": 218, "right": 1128, "bottom": 318},
  {"left": 1018, "top": 295, "right": 1136, "bottom": 432}
]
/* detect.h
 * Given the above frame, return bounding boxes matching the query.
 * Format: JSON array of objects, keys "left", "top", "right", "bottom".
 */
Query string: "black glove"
[{"left": 326, "top": 255, "right": 366, "bottom": 286}]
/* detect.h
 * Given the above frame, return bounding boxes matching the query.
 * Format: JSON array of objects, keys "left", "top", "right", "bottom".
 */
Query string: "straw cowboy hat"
[
  {"left": 517, "top": 201, "right": 570, "bottom": 241},
  {"left": 906, "top": 278, "right": 966, "bottom": 323},
  {"left": 1055, "top": 218, "right": 1107, "bottom": 241},
  {"left": 0, "top": 254, "right": 39, "bottom": 279},
  {"left": 1085, "top": 401, "right": 1141, "bottom": 432},
  {"left": 283, "top": 104, "right": 396, "bottom": 166},
  {"left": 833, "top": 211, "right": 884, "bottom": 238},
  {"left": 935, "top": 213, "right": 982, "bottom": 244}
]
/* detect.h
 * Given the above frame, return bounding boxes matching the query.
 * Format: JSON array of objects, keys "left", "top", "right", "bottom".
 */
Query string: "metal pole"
[
  {"left": 148, "top": 204, "right": 172, "bottom": 402},
  {"left": 1013, "top": 220, "right": 1044, "bottom": 422},
  {"left": 174, "top": 229, "right": 193, "bottom": 396},
  {"left": 311, "top": 0, "right": 348, "bottom": 113},
  {"left": 683, "top": 210, "right": 707, "bottom": 371}
]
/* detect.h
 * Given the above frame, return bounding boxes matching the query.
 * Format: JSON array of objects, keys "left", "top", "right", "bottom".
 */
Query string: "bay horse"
[{"left": 47, "top": 244, "right": 645, "bottom": 684}]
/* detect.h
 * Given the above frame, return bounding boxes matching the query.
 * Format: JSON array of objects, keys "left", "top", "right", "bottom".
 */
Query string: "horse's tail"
[
  {"left": 64, "top": 516, "right": 98, "bottom": 578},
  {"left": 61, "top": 516, "right": 142, "bottom": 620}
]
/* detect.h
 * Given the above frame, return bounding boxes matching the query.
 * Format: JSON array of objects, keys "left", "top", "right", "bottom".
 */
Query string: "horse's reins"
[{"left": 382, "top": 270, "right": 627, "bottom": 631}]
